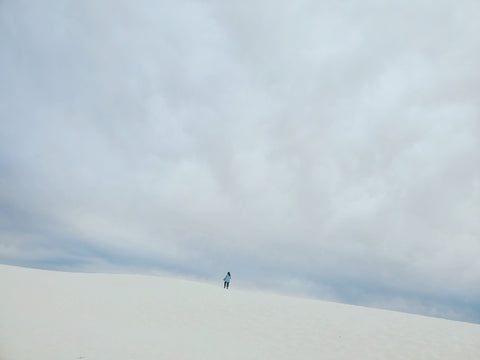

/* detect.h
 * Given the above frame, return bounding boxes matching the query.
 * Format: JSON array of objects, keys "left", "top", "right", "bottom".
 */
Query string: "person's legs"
[
  {"left": 226, "top": 282, "right": 229, "bottom": 289},
  {"left": 224, "top": 281, "right": 227, "bottom": 288}
]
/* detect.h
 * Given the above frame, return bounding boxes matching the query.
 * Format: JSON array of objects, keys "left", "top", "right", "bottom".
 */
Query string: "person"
[{"left": 223, "top": 272, "right": 231, "bottom": 289}]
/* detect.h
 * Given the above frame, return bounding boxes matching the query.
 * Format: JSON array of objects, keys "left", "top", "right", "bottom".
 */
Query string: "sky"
[{"left": 0, "top": 0, "right": 479, "bottom": 323}]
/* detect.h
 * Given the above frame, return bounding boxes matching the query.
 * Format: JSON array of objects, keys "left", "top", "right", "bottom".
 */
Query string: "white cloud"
[{"left": 0, "top": 0, "right": 479, "bottom": 321}]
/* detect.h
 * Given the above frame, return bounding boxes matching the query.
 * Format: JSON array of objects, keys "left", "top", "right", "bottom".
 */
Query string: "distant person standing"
[{"left": 223, "top": 272, "right": 231, "bottom": 289}]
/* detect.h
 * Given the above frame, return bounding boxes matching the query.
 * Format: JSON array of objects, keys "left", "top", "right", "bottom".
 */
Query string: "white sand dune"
[{"left": 1, "top": 265, "right": 479, "bottom": 360}]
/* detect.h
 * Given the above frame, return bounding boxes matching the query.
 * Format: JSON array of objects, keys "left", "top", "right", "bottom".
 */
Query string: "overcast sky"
[{"left": 1, "top": 0, "right": 479, "bottom": 323}]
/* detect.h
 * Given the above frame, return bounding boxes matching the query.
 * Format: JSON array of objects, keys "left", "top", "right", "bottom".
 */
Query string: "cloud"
[{"left": 1, "top": 0, "right": 479, "bottom": 322}]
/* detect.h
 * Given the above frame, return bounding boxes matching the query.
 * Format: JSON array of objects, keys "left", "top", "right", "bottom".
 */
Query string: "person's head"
[{"left": 227, "top": 272, "right": 230, "bottom": 276}]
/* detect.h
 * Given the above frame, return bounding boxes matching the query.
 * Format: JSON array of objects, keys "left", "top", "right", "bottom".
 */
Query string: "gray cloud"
[{"left": 1, "top": 0, "right": 479, "bottom": 322}]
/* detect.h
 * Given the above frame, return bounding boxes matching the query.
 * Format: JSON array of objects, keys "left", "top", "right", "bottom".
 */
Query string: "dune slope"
[{"left": 1, "top": 265, "right": 479, "bottom": 360}]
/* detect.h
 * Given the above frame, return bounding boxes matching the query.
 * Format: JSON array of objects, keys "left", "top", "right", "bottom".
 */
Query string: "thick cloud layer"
[{"left": 1, "top": 0, "right": 479, "bottom": 322}]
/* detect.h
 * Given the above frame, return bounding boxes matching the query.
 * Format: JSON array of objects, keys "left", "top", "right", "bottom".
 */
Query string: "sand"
[{"left": 1, "top": 264, "right": 479, "bottom": 359}]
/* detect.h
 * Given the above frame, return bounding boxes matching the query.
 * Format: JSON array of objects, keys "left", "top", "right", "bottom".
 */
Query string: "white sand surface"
[{"left": 1, "top": 264, "right": 479, "bottom": 360}]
